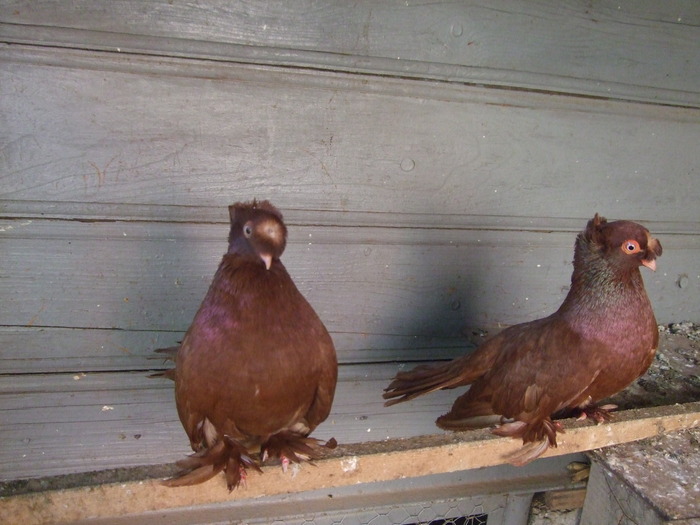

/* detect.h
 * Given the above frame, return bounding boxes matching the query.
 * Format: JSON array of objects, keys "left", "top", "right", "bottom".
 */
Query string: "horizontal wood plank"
[
  {"left": 1, "top": 218, "right": 697, "bottom": 372},
  {"left": 1, "top": 401, "right": 698, "bottom": 524},
  {"left": 0, "top": 327, "right": 467, "bottom": 374},
  {"left": 1, "top": 332, "right": 697, "bottom": 484},
  {"left": 1, "top": 43, "right": 698, "bottom": 377},
  {"left": 1, "top": 200, "right": 699, "bottom": 235},
  {"left": 1, "top": 1, "right": 699, "bottom": 105},
  {"left": 2, "top": 46, "right": 699, "bottom": 222},
  {"left": 0, "top": 364, "right": 458, "bottom": 481}
]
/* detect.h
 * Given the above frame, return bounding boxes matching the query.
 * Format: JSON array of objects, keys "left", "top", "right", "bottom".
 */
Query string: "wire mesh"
[{"left": 267, "top": 497, "right": 492, "bottom": 525}]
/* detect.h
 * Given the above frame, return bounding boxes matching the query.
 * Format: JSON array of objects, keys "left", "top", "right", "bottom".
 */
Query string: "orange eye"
[{"left": 621, "top": 239, "right": 641, "bottom": 254}]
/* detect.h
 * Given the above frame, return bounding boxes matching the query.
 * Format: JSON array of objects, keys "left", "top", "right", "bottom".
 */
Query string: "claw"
[{"left": 573, "top": 403, "right": 617, "bottom": 424}]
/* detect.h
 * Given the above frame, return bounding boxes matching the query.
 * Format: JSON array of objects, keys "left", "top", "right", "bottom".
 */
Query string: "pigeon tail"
[
  {"left": 147, "top": 346, "right": 179, "bottom": 380},
  {"left": 382, "top": 358, "right": 474, "bottom": 406}
]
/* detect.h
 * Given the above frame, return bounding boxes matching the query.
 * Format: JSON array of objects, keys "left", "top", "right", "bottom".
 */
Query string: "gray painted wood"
[
  {"left": 1, "top": 1, "right": 699, "bottom": 106},
  {"left": 0, "top": 364, "right": 458, "bottom": 480},
  {"left": 582, "top": 432, "right": 700, "bottom": 524},
  {"left": 0, "top": 327, "right": 466, "bottom": 374},
  {"left": 2, "top": 46, "right": 700, "bottom": 223},
  {"left": 2, "top": 217, "right": 696, "bottom": 373},
  {"left": 0, "top": 1, "right": 699, "bottom": 488},
  {"left": 581, "top": 460, "right": 666, "bottom": 525},
  {"left": 1, "top": 42, "right": 699, "bottom": 373}
]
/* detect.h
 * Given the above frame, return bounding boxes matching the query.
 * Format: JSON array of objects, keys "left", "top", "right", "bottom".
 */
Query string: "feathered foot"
[
  {"left": 162, "top": 435, "right": 261, "bottom": 491},
  {"left": 261, "top": 431, "right": 337, "bottom": 470},
  {"left": 492, "top": 417, "right": 564, "bottom": 466},
  {"left": 574, "top": 403, "right": 617, "bottom": 423},
  {"left": 504, "top": 439, "right": 552, "bottom": 466}
]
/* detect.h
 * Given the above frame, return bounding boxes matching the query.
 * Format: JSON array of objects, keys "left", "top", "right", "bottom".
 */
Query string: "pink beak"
[{"left": 641, "top": 259, "right": 657, "bottom": 272}]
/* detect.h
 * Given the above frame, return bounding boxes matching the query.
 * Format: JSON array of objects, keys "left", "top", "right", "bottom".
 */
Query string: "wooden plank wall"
[{"left": 1, "top": 2, "right": 699, "bottom": 375}]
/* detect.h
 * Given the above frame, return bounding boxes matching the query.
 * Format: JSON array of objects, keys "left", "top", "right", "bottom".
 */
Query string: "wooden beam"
[{"left": 1, "top": 401, "right": 698, "bottom": 524}]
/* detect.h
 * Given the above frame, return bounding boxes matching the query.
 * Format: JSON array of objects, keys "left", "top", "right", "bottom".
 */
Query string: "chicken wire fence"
[{"left": 263, "top": 497, "right": 493, "bottom": 525}]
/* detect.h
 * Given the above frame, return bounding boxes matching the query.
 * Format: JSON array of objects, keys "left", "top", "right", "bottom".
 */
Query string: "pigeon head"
[
  {"left": 583, "top": 213, "right": 662, "bottom": 273},
  {"left": 228, "top": 200, "right": 288, "bottom": 270}
]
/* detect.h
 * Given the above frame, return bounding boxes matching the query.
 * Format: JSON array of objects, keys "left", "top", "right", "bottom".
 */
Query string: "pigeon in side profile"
[
  {"left": 159, "top": 200, "right": 337, "bottom": 490},
  {"left": 383, "top": 214, "right": 662, "bottom": 464}
]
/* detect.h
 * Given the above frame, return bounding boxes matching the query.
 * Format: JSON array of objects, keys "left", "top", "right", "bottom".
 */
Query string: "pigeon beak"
[
  {"left": 641, "top": 258, "right": 657, "bottom": 272},
  {"left": 261, "top": 253, "right": 273, "bottom": 270}
]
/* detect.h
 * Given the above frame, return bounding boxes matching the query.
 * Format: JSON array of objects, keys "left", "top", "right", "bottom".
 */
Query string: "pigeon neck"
[{"left": 560, "top": 235, "right": 646, "bottom": 315}]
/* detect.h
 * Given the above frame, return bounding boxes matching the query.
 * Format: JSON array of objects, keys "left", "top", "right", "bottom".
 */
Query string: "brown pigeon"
[
  {"left": 383, "top": 214, "right": 662, "bottom": 464},
  {"left": 160, "top": 200, "right": 337, "bottom": 490}
]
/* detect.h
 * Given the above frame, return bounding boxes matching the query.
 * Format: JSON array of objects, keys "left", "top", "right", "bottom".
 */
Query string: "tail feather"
[
  {"left": 383, "top": 358, "right": 474, "bottom": 406},
  {"left": 147, "top": 345, "right": 180, "bottom": 380},
  {"left": 148, "top": 369, "right": 176, "bottom": 380},
  {"left": 436, "top": 400, "right": 499, "bottom": 430},
  {"left": 153, "top": 346, "right": 179, "bottom": 361}
]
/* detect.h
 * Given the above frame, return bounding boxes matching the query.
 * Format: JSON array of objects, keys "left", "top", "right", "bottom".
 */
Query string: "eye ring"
[
  {"left": 243, "top": 223, "right": 253, "bottom": 238},
  {"left": 621, "top": 239, "right": 641, "bottom": 254}
]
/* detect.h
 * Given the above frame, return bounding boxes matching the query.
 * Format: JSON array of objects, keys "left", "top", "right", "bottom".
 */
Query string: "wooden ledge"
[{"left": 1, "top": 401, "right": 698, "bottom": 524}]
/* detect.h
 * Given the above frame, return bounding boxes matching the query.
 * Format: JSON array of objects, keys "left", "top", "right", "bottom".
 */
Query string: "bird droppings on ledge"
[
  {"left": 589, "top": 428, "right": 700, "bottom": 521},
  {"left": 0, "top": 325, "right": 698, "bottom": 524},
  {"left": 340, "top": 456, "right": 359, "bottom": 473},
  {"left": 1, "top": 400, "right": 698, "bottom": 525},
  {"left": 659, "top": 320, "right": 700, "bottom": 342},
  {"left": 609, "top": 323, "right": 700, "bottom": 411}
]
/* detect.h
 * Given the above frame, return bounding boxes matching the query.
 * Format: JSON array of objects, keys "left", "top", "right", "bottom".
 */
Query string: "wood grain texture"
[
  {"left": 2, "top": 46, "right": 699, "bottom": 222},
  {"left": 1, "top": 2, "right": 699, "bottom": 499},
  {"left": 1, "top": 333, "right": 697, "bottom": 484},
  {"left": 582, "top": 430, "right": 700, "bottom": 524},
  {"left": 0, "top": 327, "right": 466, "bottom": 374},
  {"left": 1, "top": 401, "right": 698, "bottom": 524},
  {"left": 2, "top": 217, "right": 696, "bottom": 373},
  {"left": 0, "top": 364, "right": 457, "bottom": 480},
  {"left": 1, "top": 1, "right": 699, "bottom": 106},
  {"left": 1, "top": 45, "right": 698, "bottom": 371}
]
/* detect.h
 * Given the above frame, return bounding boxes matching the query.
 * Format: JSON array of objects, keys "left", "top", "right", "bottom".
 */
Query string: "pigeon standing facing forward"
[
  {"left": 160, "top": 200, "right": 337, "bottom": 490},
  {"left": 384, "top": 214, "right": 662, "bottom": 464}
]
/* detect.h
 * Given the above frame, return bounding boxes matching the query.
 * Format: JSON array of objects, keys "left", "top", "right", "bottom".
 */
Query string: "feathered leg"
[
  {"left": 574, "top": 403, "right": 617, "bottom": 423},
  {"left": 493, "top": 417, "right": 565, "bottom": 466},
  {"left": 261, "top": 431, "right": 337, "bottom": 471},
  {"left": 163, "top": 435, "right": 261, "bottom": 491}
]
